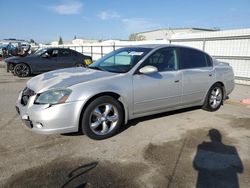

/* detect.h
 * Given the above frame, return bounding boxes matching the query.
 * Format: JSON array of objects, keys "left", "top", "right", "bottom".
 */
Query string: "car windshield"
[
  {"left": 34, "top": 48, "right": 47, "bottom": 56},
  {"left": 89, "top": 47, "right": 151, "bottom": 73}
]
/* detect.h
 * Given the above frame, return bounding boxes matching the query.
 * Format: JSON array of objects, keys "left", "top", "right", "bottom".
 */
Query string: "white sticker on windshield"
[{"left": 128, "top": 51, "right": 144, "bottom": 56}]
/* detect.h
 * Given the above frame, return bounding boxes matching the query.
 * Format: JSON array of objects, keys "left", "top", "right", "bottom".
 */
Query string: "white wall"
[
  {"left": 51, "top": 28, "right": 250, "bottom": 85},
  {"left": 170, "top": 28, "right": 250, "bottom": 84},
  {"left": 58, "top": 40, "right": 170, "bottom": 60}
]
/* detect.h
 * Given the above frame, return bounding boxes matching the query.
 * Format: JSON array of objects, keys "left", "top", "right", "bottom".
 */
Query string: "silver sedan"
[{"left": 16, "top": 44, "right": 235, "bottom": 139}]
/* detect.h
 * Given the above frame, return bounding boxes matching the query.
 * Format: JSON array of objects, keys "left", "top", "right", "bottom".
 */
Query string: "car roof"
[
  {"left": 131, "top": 44, "right": 194, "bottom": 49},
  {"left": 44, "top": 47, "right": 72, "bottom": 50},
  {"left": 130, "top": 44, "right": 209, "bottom": 55}
]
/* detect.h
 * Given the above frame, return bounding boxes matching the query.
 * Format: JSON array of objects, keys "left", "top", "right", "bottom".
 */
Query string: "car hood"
[
  {"left": 4, "top": 56, "right": 32, "bottom": 63},
  {"left": 27, "top": 67, "right": 118, "bottom": 93}
]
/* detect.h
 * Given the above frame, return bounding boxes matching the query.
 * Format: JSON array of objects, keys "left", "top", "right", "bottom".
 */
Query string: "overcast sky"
[{"left": 0, "top": 0, "right": 249, "bottom": 43}]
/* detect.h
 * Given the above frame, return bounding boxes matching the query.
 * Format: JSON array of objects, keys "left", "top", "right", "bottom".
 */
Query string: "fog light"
[{"left": 35, "top": 122, "right": 43, "bottom": 128}]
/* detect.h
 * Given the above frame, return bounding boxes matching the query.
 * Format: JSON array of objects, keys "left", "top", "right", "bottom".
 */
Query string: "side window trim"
[{"left": 174, "top": 48, "right": 180, "bottom": 70}]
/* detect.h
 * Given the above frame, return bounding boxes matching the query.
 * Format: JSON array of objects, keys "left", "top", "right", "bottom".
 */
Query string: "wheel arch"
[
  {"left": 78, "top": 91, "right": 128, "bottom": 132},
  {"left": 14, "top": 62, "right": 32, "bottom": 72},
  {"left": 212, "top": 81, "right": 225, "bottom": 99},
  {"left": 13, "top": 62, "right": 32, "bottom": 76},
  {"left": 203, "top": 81, "right": 225, "bottom": 106}
]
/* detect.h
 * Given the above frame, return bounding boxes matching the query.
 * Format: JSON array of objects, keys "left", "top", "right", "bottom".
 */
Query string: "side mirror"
[{"left": 139, "top": 65, "right": 158, "bottom": 74}]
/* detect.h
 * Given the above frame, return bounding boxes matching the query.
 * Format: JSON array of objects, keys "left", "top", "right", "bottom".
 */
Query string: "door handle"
[
  {"left": 174, "top": 80, "right": 180, "bottom": 83},
  {"left": 209, "top": 74, "right": 213, "bottom": 77}
]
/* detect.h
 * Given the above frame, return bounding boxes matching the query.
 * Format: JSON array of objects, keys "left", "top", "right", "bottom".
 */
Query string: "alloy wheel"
[
  {"left": 89, "top": 103, "right": 119, "bottom": 136},
  {"left": 209, "top": 87, "right": 223, "bottom": 109},
  {"left": 15, "top": 64, "right": 29, "bottom": 77}
]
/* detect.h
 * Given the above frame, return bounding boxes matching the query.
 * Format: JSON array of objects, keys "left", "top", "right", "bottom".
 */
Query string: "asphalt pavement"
[{"left": 0, "top": 60, "right": 6, "bottom": 68}]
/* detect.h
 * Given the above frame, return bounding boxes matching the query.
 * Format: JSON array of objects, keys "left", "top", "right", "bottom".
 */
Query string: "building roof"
[{"left": 135, "top": 27, "right": 219, "bottom": 35}]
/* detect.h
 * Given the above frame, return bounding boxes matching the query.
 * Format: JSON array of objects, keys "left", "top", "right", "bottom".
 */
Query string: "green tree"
[
  {"left": 129, "top": 33, "right": 146, "bottom": 41},
  {"left": 129, "top": 33, "right": 137, "bottom": 41},
  {"left": 137, "top": 35, "right": 146, "bottom": 41},
  {"left": 30, "top": 39, "right": 35, "bottom": 43},
  {"left": 58, "top": 36, "right": 63, "bottom": 45}
]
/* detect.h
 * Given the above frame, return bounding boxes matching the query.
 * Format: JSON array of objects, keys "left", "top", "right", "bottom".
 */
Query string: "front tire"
[
  {"left": 202, "top": 83, "right": 224, "bottom": 111},
  {"left": 14, "top": 63, "right": 30, "bottom": 77},
  {"left": 81, "top": 96, "right": 124, "bottom": 140}
]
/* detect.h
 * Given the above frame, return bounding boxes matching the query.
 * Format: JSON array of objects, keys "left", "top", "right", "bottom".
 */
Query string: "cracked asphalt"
[{"left": 0, "top": 67, "right": 250, "bottom": 188}]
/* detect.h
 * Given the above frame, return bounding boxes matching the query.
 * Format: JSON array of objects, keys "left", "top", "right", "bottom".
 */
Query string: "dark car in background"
[{"left": 5, "top": 48, "right": 92, "bottom": 77}]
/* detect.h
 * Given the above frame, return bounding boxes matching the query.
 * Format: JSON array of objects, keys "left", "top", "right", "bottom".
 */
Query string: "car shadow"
[
  {"left": 62, "top": 132, "right": 83, "bottom": 136},
  {"left": 119, "top": 106, "right": 201, "bottom": 134},
  {"left": 62, "top": 106, "right": 201, "bottom": 137},
  {"left": 193, "top": 129, "right": 243, "bottom": 188}
]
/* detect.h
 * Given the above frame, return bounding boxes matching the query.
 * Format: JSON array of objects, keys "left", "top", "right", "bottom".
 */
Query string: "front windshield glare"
[
  {"left": 89, "top": 47, "right": 151, "bottom": 73},
  {"left": 34, "top": 48, "right": 47, "bottom": 56}
]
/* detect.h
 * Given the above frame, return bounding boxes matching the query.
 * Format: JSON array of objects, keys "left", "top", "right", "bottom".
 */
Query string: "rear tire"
[
  {"left": 202, "top": 83, "right": 224, "bottom": 111},
  {"left": 14, "top": 63, "right": 30, "bottom": 77},
  {"left": 81, "top": 96, "right": 124, "bottom": 140}
]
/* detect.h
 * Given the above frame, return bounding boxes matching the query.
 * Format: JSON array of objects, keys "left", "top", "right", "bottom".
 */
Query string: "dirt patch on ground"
[
  {"left": 230, "top": 118, "right": 250, "bottom": 130},
  {"left": 0, "top": 145, "right": 8, "bottom": 153},
  {"left": 143, "top": 139, "right": 184, "bottom": 187},
  {"left": 216, "top": 114, "right": 250, "bottom": 130},
  {"left": 3, "top": 157, "right": 148, "bottom": 188}
]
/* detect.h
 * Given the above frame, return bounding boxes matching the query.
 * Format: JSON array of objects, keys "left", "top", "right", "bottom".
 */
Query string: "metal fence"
[
  {"left": 169, "top": 34, "right": 250, "bottom": 84},
  {"left": 67, "top": 45, "right": 124, "bottom": 59},
  {"left": 57, "top": 33, "right": 250, "bottom": 85}
]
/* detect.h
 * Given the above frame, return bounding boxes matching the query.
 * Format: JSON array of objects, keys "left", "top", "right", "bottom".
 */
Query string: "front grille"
[{"left": 21, "top": 87, "right": 35, "bottom": 106}]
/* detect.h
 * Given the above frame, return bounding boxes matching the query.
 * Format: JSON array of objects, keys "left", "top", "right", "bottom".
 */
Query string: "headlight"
[{"left": 35, "top": 89, "right": 72, "bottom": 105}]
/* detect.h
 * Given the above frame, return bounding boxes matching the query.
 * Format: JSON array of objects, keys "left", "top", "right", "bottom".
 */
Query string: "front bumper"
[{"left": 15, "top": 91, "right": 83, "bottom": 134}]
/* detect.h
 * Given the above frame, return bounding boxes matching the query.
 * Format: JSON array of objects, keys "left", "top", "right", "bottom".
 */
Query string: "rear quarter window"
[
  {"left": 205, "top": 54, "right": 213, "bottom": 67},
  {"left": 179, "top": 48, "right": 207, "bottom": 69},
  {"left": 71, "top": 50, "right": 81, "bottom": 57},
  {"left": 59, "top": 49, "right": 71, "bottom": 57}
]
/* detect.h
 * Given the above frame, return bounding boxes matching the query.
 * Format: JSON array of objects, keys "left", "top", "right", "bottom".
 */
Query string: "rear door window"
[
  {"left": 58, "top": 49, "right": 71, "bottom": 57},
  {"left": 179, "top": 48, "right": 207, "bottom": 69}
]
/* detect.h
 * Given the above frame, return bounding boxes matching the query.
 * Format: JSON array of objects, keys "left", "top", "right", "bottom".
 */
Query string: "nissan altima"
[{"left": 15, "top": 44, "right": 234, "bottom": 139}]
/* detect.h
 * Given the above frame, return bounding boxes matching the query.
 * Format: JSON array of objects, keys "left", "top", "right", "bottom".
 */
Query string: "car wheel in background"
[
  {"left": 14, "top": 63, "right": 30, "bottom": 77},
  {"left": 202, "top": 83, "right": 224, "bottom": 111},
  {"left": 81, "top": 96, "right": 124, "bottom": 140}
]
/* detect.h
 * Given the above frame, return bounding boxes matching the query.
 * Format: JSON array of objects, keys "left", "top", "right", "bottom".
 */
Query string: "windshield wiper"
[{"left": 88, "top": 66, "right": 106, "bottom": 72}]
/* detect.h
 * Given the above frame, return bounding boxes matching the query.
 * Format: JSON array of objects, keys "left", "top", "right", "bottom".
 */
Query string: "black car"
[{"left": 4, "top": 48, "right": 92, "bottom": 77}]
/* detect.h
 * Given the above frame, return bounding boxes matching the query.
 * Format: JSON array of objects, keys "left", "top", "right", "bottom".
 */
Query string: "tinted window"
[
  {"left": 71, "top": 50, "right": 80, "bottom": 56},
  {"left": 59, "top": 49, "right": 71, "bottom": 57},
  {"left": 143, "top": 48, "right": 178, "bottom": 72},
  {"left": 46, "top": 49, "right": 58, "bottom": 57},
  {"left": 179, "top": 48, "right": 207, "bottom": 69},
  {"left": 34, "top": 48, "right": 47, "bottom": 56}
]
